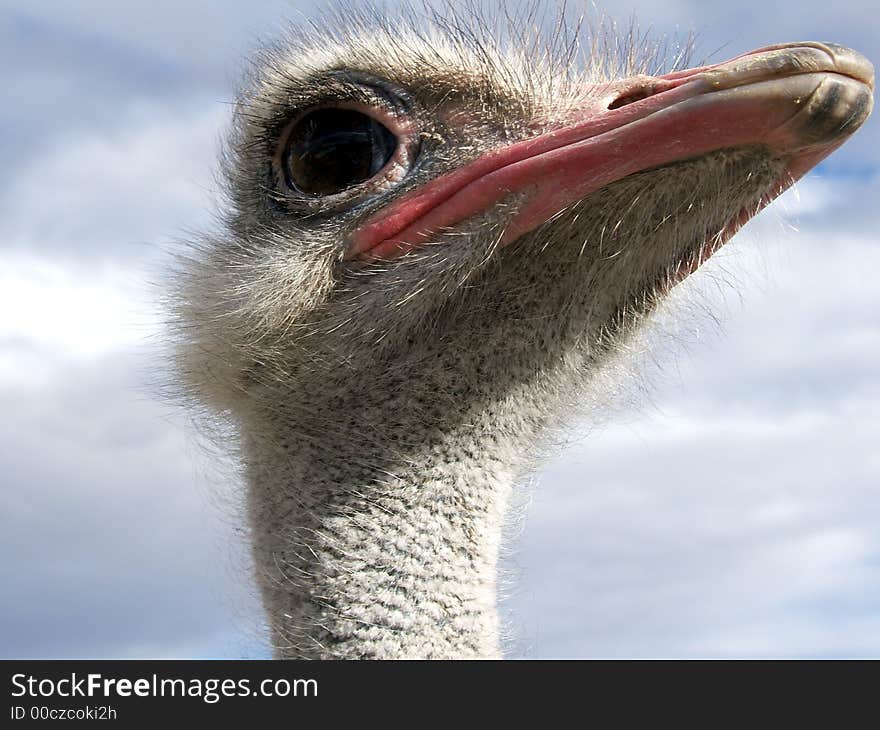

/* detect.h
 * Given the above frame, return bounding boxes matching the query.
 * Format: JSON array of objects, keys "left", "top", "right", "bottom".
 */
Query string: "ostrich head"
[{"left": 174, "top": 8, "right": 873, "bottom": 658}]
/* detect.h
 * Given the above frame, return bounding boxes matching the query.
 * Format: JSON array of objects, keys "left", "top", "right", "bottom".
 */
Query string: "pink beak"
[{"left": 347, "top": 42, "right": 873, "bottom": 262}]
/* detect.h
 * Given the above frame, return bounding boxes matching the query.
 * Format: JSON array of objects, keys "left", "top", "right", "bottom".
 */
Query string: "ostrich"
[{"left": 171, "top": 7, "right": 873, "bottom": 659}]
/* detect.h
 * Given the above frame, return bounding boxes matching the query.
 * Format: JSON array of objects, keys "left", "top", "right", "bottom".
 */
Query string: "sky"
[{"left": 1, "top": 1, "right": 878, "bottom": 658}]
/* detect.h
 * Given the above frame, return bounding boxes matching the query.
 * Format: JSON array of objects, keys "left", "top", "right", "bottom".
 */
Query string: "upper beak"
[{"left": 347, "top": 42, "right": 873, "bottom": 262}]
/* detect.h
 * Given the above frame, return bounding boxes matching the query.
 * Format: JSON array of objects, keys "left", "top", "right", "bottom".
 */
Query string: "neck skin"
[
  {"left": 235, "top": 232, "right": 614, "bottom": 659},
  {"left": 243, "top": 366, "right": 537, "bottom": 659}
]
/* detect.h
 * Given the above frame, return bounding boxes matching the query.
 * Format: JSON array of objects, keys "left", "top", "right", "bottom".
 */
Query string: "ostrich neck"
[{"left": 243, "top": 358, "right": 542, "bottom": 659}]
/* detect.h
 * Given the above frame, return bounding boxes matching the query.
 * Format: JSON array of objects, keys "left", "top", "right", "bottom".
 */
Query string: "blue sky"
[{"left": 1, "top": 0, "right": 878, "bottom": 658}]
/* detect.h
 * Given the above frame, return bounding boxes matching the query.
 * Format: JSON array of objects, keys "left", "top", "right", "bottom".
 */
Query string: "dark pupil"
[{"left": 284, "top": 108, "right": 397, "bottom": 196}]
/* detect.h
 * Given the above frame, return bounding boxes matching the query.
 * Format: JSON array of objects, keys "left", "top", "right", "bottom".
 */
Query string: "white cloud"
[
  {"left": 0, "top": 352, "right": 268, "bottom": 658},
  {"left": 0, "top": 101, "right": 227, "bottom": 261},
  {"left": 0, "top": 101, "right": 226, "bottom": 384},
  {"left": 0, "top": 258, "right": 157, "bottom": 364},
  {"left": 502, "top": 194, "right": 880, "bottom": 657},
  {"left": 2, "top": 0, "right": 302, "bottom": 78},
  {"left": 2, "top": 0, "right": 878, "bottom": 660}
]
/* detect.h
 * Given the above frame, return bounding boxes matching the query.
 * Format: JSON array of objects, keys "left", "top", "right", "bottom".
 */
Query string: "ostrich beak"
[{"left": 349, "top": 42, "right": 874, "bottom": 262}]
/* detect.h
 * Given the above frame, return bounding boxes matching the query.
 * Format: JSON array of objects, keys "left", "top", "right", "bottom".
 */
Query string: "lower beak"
[{"left": 348, "top": 42, "right": 873, "bottom": 262}]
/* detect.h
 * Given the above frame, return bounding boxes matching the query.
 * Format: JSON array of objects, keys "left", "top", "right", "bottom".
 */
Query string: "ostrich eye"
[{"left": 283, "top": 108, "right": 398, "bottom": 196}]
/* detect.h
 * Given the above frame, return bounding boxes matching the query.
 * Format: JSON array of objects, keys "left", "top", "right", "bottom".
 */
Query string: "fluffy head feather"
[{"left": 171, "top": 4, "right": 773, "bottom": 432}]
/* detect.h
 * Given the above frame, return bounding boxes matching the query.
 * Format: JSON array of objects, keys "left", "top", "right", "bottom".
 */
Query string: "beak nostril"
[{"left": 608, "top": 86, "right": 654, "bottom": 110}]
